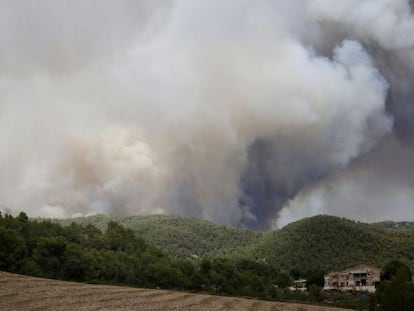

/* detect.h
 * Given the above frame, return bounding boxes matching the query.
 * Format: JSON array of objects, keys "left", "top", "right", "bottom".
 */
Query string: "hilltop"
[
  {"left": 55, "top": 214, "right": 414, "bottom": 273},
  {"left": 251, "top": 215, "right": 414, "bottom": 273}
]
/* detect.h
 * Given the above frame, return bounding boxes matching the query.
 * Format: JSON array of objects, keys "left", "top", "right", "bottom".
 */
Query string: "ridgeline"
[{"left": 55, "top": 214, "right": 414, "bottom": 273}]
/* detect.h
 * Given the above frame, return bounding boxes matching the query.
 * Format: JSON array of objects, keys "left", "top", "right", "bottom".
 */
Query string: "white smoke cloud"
[
  {"left": 278, "top": 136, "right": 414, "bottom": 227},
  {"left": 307, "top": 0, "right": 414, "bottom": 49},
  {"left": 1, "top": 0, "right": 412, "bottom": 229}
]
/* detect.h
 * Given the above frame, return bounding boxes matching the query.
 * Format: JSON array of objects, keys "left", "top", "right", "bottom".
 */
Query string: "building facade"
[{"left": 324, "top": 265, "right": 380, "bottom": 293}]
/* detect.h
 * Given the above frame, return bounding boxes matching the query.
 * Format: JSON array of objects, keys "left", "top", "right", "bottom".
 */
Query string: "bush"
[{"left": 370, "top": 261, "right": 414, "bottom": 311}]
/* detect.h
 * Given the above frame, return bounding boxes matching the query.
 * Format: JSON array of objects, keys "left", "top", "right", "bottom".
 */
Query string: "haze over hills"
[
  {"left": 2, "top": 1, "right": 414, "bottom": 230},
  {"left": 55, "top": 214, "right": 414, "bottom": 274}
]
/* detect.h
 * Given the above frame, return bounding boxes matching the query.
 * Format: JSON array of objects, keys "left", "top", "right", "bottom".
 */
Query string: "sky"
[{"left": 0, "top": 0, "right": 414, "bottom": 230}]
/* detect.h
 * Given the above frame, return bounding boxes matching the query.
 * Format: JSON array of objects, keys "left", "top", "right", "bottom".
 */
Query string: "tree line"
[
  {"left": 58, "top": 214, "right": 414, "bottom": 276},
  {"left": 0, "top": 212, "right": 288, "bottom": 299}
]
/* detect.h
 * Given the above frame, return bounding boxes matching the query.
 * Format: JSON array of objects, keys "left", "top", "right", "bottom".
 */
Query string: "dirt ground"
[{"left": 0, "top": 272, "right": 353, "bottom": 311}]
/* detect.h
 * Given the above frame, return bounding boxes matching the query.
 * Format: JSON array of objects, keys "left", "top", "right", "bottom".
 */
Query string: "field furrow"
[{"left": 0, "top": 272, "right": 352, "bottom": 311}]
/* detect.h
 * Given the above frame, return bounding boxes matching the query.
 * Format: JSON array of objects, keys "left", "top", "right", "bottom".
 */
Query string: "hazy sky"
[{"left": 1, "top": 0, "right": 414, "bottom": 229}]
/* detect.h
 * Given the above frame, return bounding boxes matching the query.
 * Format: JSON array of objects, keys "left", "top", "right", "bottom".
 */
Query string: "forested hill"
[
  {"left": 251, "top": 215, "right": 414, "bottom": 273},
  {"left": 54, "top": 214, "right": 414, "bottom": 273},
  {"left": 56, "top": 214, "right": 265, "bottom": 259}
]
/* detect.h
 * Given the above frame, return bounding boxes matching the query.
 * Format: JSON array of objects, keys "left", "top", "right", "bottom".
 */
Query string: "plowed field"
[{"left": 0, "top": 272, "right": 353, "bottom": 311}]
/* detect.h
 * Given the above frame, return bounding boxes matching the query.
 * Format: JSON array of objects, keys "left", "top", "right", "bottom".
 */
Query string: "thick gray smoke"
[{"left": 0, "top": 0, "right": 413, "bottom": 229}]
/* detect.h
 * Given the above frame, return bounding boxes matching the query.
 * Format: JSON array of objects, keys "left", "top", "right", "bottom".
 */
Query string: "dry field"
[{"left": 0, "top": 272, "right": 353, "bottom": 311}]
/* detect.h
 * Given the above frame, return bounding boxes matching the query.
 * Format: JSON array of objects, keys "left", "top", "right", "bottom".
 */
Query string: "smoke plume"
[{"left": 0, "top": 0, "right": 413, "bottom": 229}]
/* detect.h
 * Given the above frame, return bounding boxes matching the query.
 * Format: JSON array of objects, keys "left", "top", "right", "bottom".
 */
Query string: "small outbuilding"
[{"left": 289, "top": 279, "right": 307, "bottom": 291}]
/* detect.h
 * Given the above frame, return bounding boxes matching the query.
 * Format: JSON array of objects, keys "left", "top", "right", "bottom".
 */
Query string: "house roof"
[{"left": 325, "top": 265, "right": 380, "bottom": 276}]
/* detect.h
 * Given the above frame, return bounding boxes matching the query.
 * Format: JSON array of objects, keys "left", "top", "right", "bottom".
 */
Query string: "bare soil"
[{"left": 0, "top": 272, "right": 353, "bottom": 311}]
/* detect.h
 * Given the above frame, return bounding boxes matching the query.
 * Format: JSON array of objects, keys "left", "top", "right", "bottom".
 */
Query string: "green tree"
[
  {"left": 381, "top": 260, "right": 411, "bottom": 282},
  {"left": 16, "top": 212, "right": 29, "bottom": 223},
  {"left": 143, "top": 262, "right": 187, "bottom": 289},
  {"left": 375, "top": 272, "right": 414, "bottom": 311},
  {"left": 371, "top": 261, "right": 414, "bottom": 311},
  {"left": 33, "top": 236, "right": 67, "bottom": 277},
  {"left": 274, "top": 271, "right": 292, "bottom": 288},
  {"left": 306, "top": 270, "right": 324, "bottom": 288},
  {"left": 0, "top": 227, "right": 26, "bottom": 271},
  {"left": 62, "top": 244, "right": 99, "bottom": 281},
  {"left": 308, "top": 284, "right": 325, "bottom": 302}
]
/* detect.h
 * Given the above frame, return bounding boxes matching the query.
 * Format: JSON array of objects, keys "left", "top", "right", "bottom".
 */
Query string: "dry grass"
[{"left": 0, "top": 272, "right": 353, "bottom": 311}]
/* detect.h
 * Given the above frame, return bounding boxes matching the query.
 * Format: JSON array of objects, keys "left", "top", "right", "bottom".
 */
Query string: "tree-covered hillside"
[
  {"left": 251, "top": 215, "right": 414, "bottom": 273},
  {"left": 0, "top": 212, "right": 294, "bottom": 302},
  {"left": 4, "top": 212, "right": 414, "bottom": 310},
  {"left": 54, "top": 214, "right": 414, "bottom": 274},
  {"left": 56, "top": 214, "right": 265, "bottom": 259}
]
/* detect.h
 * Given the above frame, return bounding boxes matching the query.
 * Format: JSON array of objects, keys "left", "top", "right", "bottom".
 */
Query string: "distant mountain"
[
  {"left": 54, "top": 214, "right": 414, "bottom": 274},
  {"left": 372, "top": 220, "right": 414, "bottom": 230}
]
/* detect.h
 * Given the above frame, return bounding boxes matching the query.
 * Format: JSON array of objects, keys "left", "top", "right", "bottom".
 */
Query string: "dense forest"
[
  {"left": 56, "top": 214, "right": 414, "bottom": 273},
  {"left": 254, "top": 215, "right": 414, "bottom": 273},
  {"left": 2, "top": 212, "right": 414, "bottom": 310},
  {"left": 56, "top": 214, "right": 265, "bottom": 259},
  {"left": 0, "top": 212, "right": 295, "bottom": 301}
]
